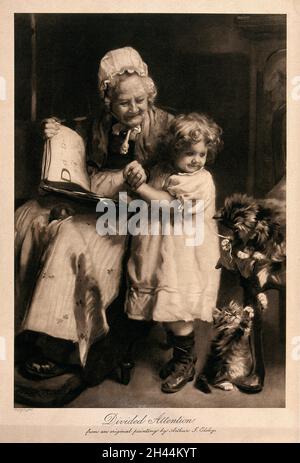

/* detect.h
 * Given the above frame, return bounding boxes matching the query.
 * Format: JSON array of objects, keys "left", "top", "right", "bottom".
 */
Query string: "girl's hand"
[
  {"left": 41, "top": 117, "right": 61, "bottom": 139},
  {"left": 123, "top": 160, "right": 147, "bottom": 190}
]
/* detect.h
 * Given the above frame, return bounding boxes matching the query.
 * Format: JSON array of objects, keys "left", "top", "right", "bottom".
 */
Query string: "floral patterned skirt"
[{"left": 15, "top": 198, "right": 128, "bottom": 365}]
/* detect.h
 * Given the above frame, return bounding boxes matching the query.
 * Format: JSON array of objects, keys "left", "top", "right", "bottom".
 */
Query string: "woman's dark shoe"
[
  {"left": 118, "top": 360, "right": 135, "bottom": 385},
  {"left": 108, "top": 360, "right": 135, "bottom": 385},
  {"left": 21, "top": 357, "right": 71, "bottom": 380}
]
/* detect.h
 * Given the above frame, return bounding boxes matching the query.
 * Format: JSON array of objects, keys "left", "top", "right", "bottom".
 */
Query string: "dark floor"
[
  {"left": 15, "top": 271, "right": 285, "bottom": 409},
  {"left": 65, "top": 287, "right": 285, "bottom": 409}
]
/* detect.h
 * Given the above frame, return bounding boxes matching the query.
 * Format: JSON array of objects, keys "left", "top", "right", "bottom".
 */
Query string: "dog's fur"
[{"left": 214, "top": 193, "right": 286, "bottom": 292}]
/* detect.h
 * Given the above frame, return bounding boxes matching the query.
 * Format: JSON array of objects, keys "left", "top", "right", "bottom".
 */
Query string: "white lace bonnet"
[{"left": 98, "top": 46, "right": 148, "bottom": 97}]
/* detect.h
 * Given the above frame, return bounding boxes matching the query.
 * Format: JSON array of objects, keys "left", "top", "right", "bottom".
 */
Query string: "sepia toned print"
[{"left": 0, "top": 0, "right": 299, "bottom": 444}]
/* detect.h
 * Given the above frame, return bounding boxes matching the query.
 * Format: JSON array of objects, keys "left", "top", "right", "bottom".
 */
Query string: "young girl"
[{"left": 125, "top": 113, "right": 223, "bottom": 393}]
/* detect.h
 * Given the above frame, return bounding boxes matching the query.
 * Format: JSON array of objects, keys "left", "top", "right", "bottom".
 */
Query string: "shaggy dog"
[{"left": 214, "top": 193, "right": 286, "bottom": 298}]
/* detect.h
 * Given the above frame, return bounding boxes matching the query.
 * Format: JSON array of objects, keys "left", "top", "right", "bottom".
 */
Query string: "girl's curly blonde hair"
[{"left": 163, "top": 113, "right": 223, "bottom": 166}]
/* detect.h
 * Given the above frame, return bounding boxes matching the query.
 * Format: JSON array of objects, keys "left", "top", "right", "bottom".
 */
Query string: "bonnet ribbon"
[{"left": 112, "top": 123, "right": 142, "bottom": 155}]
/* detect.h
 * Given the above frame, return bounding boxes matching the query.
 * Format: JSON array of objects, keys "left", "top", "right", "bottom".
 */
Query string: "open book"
[{"left": 40, "top": 125, "right": 108, "bottom": 202}]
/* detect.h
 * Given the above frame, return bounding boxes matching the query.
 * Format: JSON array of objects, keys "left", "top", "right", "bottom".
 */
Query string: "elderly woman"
[{"left": 15, "top": 47, "right": 172, "bottom": 383}]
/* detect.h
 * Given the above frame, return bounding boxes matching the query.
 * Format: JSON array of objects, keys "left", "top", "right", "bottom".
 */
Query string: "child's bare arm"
[{"left": 135, "top": 182, "right": 174, "bottom": 203}]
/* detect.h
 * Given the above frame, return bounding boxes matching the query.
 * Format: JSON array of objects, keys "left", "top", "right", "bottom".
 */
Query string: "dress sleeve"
[
  {"left": 165, "top": 169, "right": 215, "bottom": 213},
  {"left": 90, "top": 169, "right": 126, "bottom": 199}
]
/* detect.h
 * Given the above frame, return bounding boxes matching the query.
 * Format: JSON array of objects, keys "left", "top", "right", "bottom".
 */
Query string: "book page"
[{"left": 41, "top": 125, "right": 91, "bottom": 191}]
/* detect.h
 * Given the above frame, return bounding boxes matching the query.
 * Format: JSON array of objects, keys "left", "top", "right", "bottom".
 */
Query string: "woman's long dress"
[{"left": 15, "top": 107, "right": 172, "bottom": 366}]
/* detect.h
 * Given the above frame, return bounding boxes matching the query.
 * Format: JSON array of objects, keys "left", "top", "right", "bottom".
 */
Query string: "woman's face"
[
  {"left": 111, "top": 74, "right": 148, "bottom": 128},
  {"left": 175, "top": 140, "right": 208, "bottom": 174}
]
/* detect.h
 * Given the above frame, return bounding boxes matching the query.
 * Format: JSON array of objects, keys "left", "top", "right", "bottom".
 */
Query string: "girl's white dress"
[{"left": 126, "top": 166, "right": 220, "bottom": 323}]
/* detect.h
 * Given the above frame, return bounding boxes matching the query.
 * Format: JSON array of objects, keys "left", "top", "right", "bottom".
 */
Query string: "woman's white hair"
[{"left": 99, "top": 71, "right": 157, "bottom": 111}]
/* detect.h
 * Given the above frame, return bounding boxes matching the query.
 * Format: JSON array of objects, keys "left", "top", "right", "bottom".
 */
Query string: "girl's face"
[
  {"left": 111, "top": 74, "right": 148, "bottom": 128},
  {"left": 175, "top": 140, "right": 208, "bottom": 173}
]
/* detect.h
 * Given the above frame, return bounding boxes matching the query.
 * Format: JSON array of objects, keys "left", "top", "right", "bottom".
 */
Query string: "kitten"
[{"left": 195, "top": 301, "right": 254, "bottom": 392}]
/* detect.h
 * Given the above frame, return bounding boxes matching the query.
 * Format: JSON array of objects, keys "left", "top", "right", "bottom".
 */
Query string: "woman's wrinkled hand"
[
  {"left": 123, "top": 160, "right": 147, "bottom": 190},
  {"left": 41, "top": 117, "right": 61, "bottom": 139}
]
